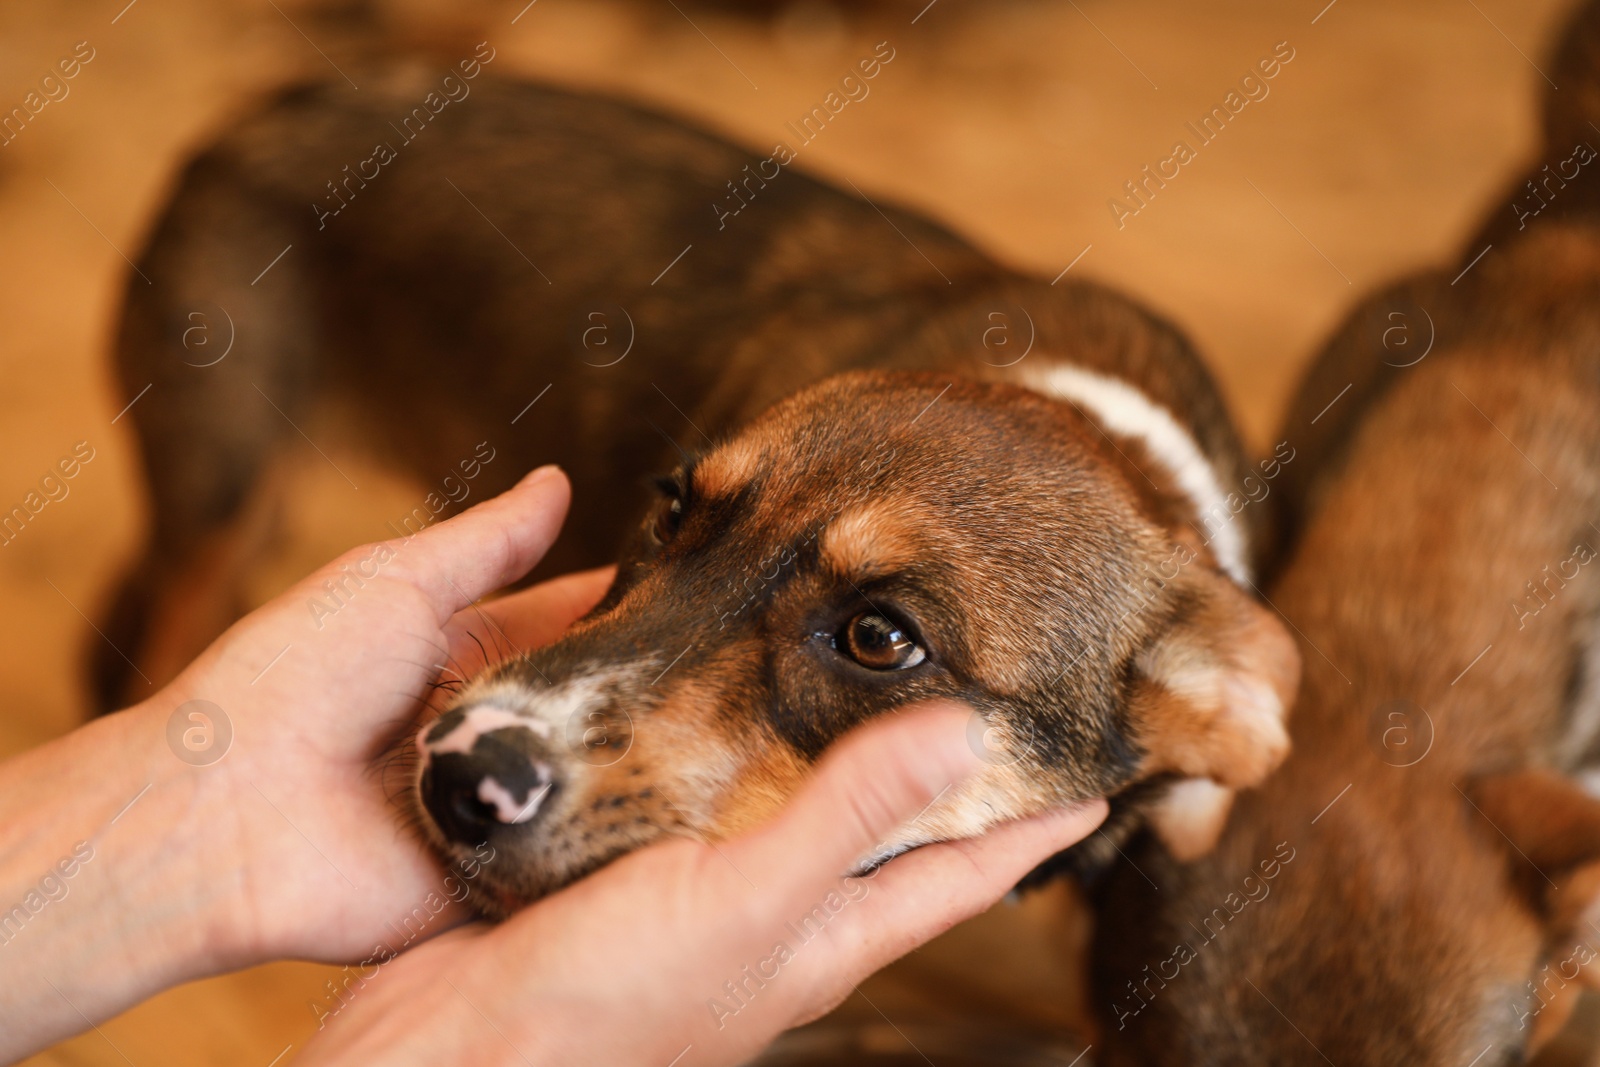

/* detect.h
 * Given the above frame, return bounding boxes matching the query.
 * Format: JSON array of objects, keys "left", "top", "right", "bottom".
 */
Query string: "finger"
[
  {"left": 442, "top": 567, "right": 615, "bottom": 667},
  {"left": 785, "top": 799, "right": 1107, "bottom": 1004},
  {"left": 736, "top": 704, "right": 983, "bottom": 893},
  {"left": 849, "top": 798, "right": 1106, "bottom": 944},
  {"left": 382, "top": 466, "right": 571, "bottom": 622}
]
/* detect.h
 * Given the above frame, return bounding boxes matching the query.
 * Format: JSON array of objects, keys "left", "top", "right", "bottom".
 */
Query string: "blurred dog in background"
[{"left": 1089, "top": 2, "right": 1600, "bottom": 1062}]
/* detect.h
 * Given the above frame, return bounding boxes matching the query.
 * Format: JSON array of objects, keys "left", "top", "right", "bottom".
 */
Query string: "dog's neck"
[{"left": 1015, "top": 360, "right": 1252, "bottom": 587}]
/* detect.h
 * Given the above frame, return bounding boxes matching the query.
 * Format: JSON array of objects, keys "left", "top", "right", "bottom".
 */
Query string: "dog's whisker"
[
  {"left": 443, "top": 575, "right": 524, "bottom": 664},
  {"left": 644, "top": 416, "right": 695, "bottom": 470},
  {"left": 464, "top": 629, "right": 492, "bottom": 674}
]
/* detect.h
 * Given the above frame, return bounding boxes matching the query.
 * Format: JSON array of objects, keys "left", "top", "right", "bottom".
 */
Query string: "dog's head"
[{"left": 412, "top": 371, "right": 1298, "bottom": 913}]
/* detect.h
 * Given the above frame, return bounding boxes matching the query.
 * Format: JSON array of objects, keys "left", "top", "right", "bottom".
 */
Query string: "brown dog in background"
[
  {"left": 1089, "top": 4, "right": 1600, "bottom": 1061},
  {"left": 103, "top": 61, "right": 1298, "bottom": 911}
]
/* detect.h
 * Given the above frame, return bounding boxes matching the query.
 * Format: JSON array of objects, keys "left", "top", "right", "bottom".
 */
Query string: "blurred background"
[{"left": 0, "top": 0, "right": 1579, "bottom": 1062}]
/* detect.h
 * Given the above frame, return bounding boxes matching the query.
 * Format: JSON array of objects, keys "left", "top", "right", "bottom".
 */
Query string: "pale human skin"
[{"left": 0, "top": 467, "right": 1106, "bottom": 1065}]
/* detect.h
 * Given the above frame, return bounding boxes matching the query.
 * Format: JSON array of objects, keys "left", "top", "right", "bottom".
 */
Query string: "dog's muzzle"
[{"left": 417, "top": 706, "right": 559, "bottom": 845}]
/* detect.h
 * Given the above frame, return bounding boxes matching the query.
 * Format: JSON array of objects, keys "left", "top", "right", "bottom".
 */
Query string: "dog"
[
  {"left": 102, "top": 56, "right": 1298, "bottom": 913},
  {"left": 1088, "top": 8, "right": 1600, "bottom": 1061}
]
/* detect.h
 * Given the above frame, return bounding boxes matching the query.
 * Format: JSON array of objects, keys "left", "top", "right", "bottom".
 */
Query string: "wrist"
[
  {"left": 0, "top": 695, "right": 247, "bottom": 1057},
  {"left": 109, "top": 696, "right": 268, "bottom": 972}
]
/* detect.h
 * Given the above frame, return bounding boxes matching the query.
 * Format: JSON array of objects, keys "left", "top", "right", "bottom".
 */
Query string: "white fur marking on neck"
[
  {"left": 1152, "top": 776, "right": 1235, "bottom": 860},
  {"left": 1023, "top": 363, "right": 1251, "bottom": 586}
]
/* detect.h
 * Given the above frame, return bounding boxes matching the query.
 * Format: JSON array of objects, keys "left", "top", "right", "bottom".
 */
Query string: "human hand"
[
  {"left": 295, "top": 705, "right": 1108, "bottom": 1067},
  {"left": 147, "top": 465, "right": 605, "bottom": 965},
  {"left": 0, "top": 466, "right": 599, "bottom": 1058}
]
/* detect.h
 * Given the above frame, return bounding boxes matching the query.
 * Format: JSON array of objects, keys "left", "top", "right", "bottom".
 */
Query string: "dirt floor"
[{"left": 0, "top": 0, "right": 1582, "bottom": 1062}]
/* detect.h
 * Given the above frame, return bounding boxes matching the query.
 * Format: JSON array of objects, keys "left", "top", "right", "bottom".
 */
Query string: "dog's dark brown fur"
[
  {"left": 103, "top": 60, "right": 1258, "bottom": 702},
  {"left": 1279, "top": 0, "right": 1600, "bottom": 553},
  {"left": 1090, "top": 5, "right": 1600, "bottom": 1057},
  {"left": 105, "top": 60, "right": 1297, "bottom": 910}
]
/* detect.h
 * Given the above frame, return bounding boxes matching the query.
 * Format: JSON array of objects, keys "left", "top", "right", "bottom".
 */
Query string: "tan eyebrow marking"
[
  {"left": 695, "top": 438, "right": 764, "bottom": 499},
  {"left": 821, "top": 501, "right": 923, "bottom": 578}
]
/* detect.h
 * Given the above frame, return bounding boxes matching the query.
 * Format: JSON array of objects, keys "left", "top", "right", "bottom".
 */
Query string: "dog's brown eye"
[
  {"left": 651, "top": 497, "right": 683, "bottom": 544},
  {"left": 840, "top": 613, "right": 926, "bottom": 671}
]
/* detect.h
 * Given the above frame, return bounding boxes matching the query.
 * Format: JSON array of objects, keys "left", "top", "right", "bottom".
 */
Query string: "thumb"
[
  {"left": 376, "top": 465, "right": 571, "bottom": 623},
  {"left": 739, "top": 704, "right": 982, "bottom": 892}
]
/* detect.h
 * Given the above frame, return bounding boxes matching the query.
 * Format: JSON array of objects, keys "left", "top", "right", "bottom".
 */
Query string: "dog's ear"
[
  {"left": 1125, "top": 568, "right": 1300, "bottom": 860},
  {"left": 1467, "top": 769, "right": 1600, "bottom": 1049},
  {"left": 1468, "top": 769, "right": 1600, "bottom": 963}
]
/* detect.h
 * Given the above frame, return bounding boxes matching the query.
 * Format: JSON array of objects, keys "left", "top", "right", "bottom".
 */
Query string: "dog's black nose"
[{"left": 419, "top": 721, "right": 557, "bottom": 846}]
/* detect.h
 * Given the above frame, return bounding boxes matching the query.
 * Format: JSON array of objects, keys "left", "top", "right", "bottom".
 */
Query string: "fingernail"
[{"left": 519, "top": 464, "right": 562, "bottom": 487}]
